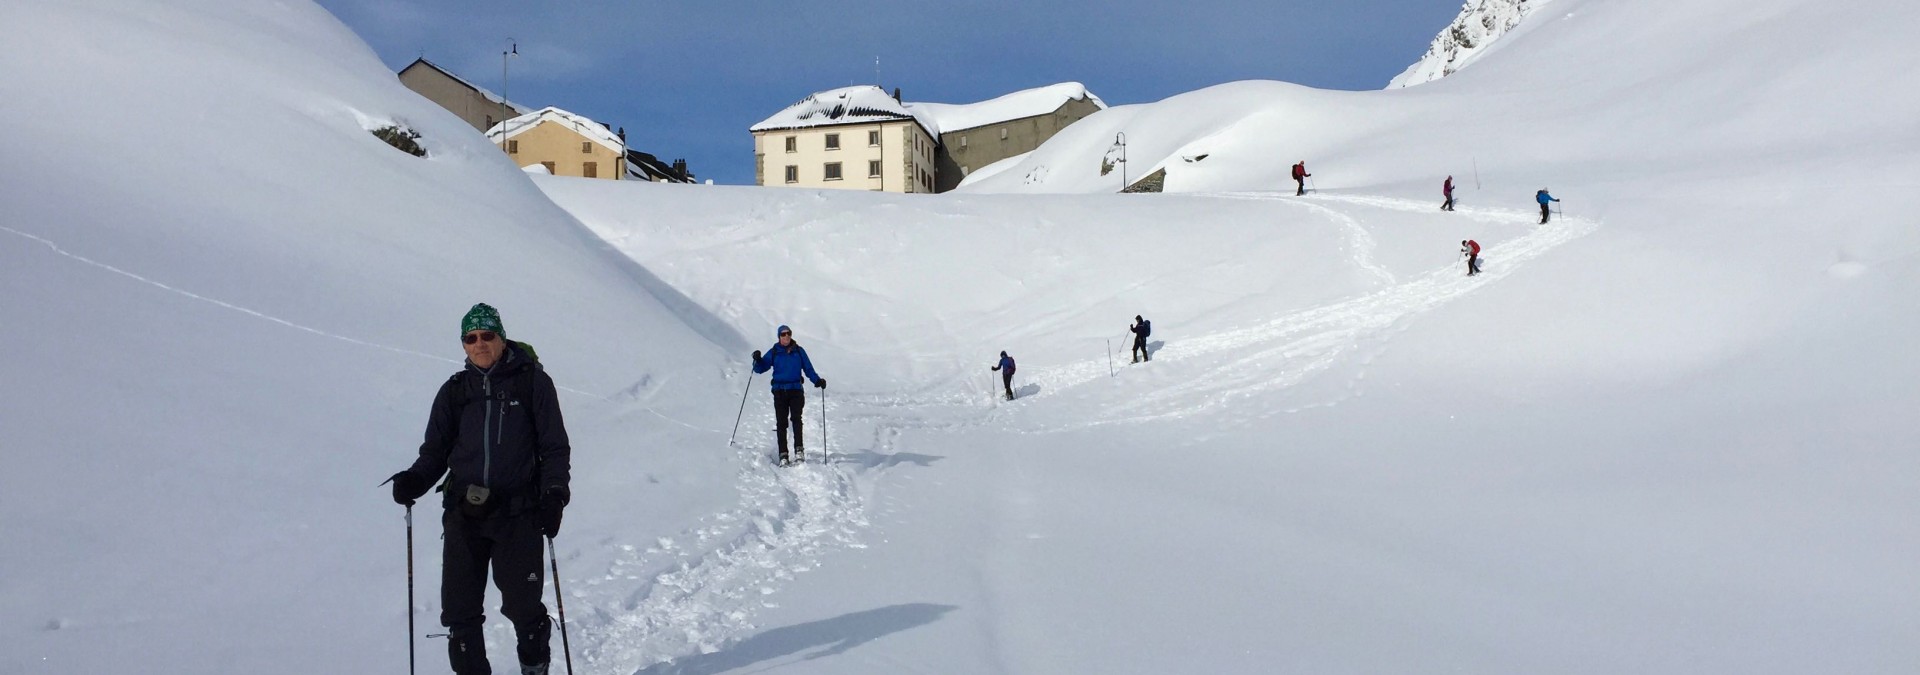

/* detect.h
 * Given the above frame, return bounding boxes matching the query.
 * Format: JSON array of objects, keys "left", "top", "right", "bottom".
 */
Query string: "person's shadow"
[
  {"left": 1013, "top": 383, "right": 1042, "bottom": 399},
  {"left": 631, "top": 603, "right": 958, "bottom": 674},
  {"left": 1147, "top": 340, "right": 1165, "bottom": 358},
  {"left": 832, "top": 450, "right": 944, "bottom": 469}
]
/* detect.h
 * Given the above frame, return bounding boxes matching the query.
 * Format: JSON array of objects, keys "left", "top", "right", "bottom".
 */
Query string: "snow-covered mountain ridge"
[{"left": 1389, "top": 0, "right": 1543, "bottom": 88}]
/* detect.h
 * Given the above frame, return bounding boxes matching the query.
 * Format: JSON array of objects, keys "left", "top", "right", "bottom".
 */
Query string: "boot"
[
  {"left": 448, "top": 626, "right": 490, "bottom": 675},
  {"left": 792, "top": 424, "right": 805, "bottom": 463},
  {"left": 522, "top": 664, "right": 549, "bottom": 675},
  {"left": 776, "top": 430, "right": 790, "bottom": 465},
  {"left": 515, "top": 615, "right": 552, "bottom": 674}
]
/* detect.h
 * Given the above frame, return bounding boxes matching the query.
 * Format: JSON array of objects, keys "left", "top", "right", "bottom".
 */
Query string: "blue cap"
[{"left": 776, "top": 325, "right": 791, "bottom": 337}]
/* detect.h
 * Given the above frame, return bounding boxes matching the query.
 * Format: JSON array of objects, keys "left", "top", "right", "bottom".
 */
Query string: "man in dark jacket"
[
  {"left": 1130, "top": 315, "right": 1152, "bottom": 363},
  {"left": 991, "top": 351, "right": 1016, "bottom": 400},
  {"left": 752, "top": 324, "right": 825, "bottom": 465},
  {"left": 1291, "top": 161, "right": 1311, "bottom": 195},
  {"left": 388, "top": 303, "right": 571, "bottom": 675}
]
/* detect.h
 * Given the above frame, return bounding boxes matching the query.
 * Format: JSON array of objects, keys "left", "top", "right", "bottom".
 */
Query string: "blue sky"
[{"left": 315, "top": 1, "right": 1459, "bottom": 186}]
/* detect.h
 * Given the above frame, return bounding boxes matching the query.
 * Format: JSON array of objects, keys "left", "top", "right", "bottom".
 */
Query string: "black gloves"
[
  {"left": 388, "top": 471, "right": 428, "bottom": 506},
  {"left": 814, "top": 378, "right": 826, "bottom": 389},
  {"left": 752, "top": 350, "right": 762, "bottom": 362},
  {"left": 539, "top": 485, "right": 570, "bottom": 537}
]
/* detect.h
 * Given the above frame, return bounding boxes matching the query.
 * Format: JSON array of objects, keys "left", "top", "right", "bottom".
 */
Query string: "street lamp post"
[
  {"left": 500, "top": 39, "right": 517, "bottom": 152},
  {"left": 1112, "top": 132, "right": 1128, "bottom": 192}
]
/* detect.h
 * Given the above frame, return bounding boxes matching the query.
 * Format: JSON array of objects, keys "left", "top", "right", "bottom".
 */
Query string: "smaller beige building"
[
  {"left": 397, "top": 58, "right": 526, "bottom": 133},
  {"left": 487, "top": 107, "right": 626, "bottom": 180}
]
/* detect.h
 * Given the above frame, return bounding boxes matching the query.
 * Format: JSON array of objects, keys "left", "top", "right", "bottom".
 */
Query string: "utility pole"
[
  {"left": 1112, "top": 132, "right": 1128, "bottom": 192},
  {"left": 500, "top": 38, "right": 517, "bottom": 152}
]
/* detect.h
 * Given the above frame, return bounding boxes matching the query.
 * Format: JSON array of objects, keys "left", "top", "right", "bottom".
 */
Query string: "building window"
[
  {"left": 869, "top": 160, "right": 882, "bottom": 178},
  {"left": 868, "top": 130, "right": 880, "bottom": 146},
  {"left": 581, "top": 141, "right": 592, "bottom": 153},
  {"left": 508, "top": 140, "right": 519, "bottom": 154},
  {"left": 784, "top": 136, "right": 796, "bottom": 153},
  {"left": 583, "top": 161, "right": 598, "bottom": 178},
  {"left": 824, "top": 162, "right": 843, "bottom": 181},
  {"left": 959, "top": 135, "right": 967, "bottom": 148},
  {"left": 485, "top": 115, "right": 495, "bottom": 129},
  {"left": 1000, "top": 128, "right": 1009, "bottom": 140},
  {"left": 784, "top": 165, "right": 798, "bottom": 183},
  {"left": 541, "top": 161, "right": 555, "bottom": 173},
  {"left": 825, "top": 133, "right": 840, "bottom": 150}
]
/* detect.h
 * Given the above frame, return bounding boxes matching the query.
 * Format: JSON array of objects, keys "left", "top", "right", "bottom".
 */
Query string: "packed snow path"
[{"left": 561, "top": 191, "right": 1599, "bottom": 673}]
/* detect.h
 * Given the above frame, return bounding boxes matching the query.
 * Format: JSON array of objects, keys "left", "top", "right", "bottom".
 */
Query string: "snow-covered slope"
[
  {"left": 1388, "top": 0, "right": 1543, "bottom": 88},
  {"left": 6, "top": 0, "right": 1919, "bottom": 672}
]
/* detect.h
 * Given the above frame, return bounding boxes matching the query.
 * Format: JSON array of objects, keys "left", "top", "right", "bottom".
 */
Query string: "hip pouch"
[{"left": 457, "top": 484, "right": 494, "bottom": 520}]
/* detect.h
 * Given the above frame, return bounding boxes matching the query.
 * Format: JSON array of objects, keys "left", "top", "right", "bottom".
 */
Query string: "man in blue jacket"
[
  {"left": 1130, "top": 315, "right": 1152, "bottom": 363},
  {"left": 991, "top": 351, "right": 1017, "bottom": 400},
  {"left": 1537, "top": 188, "right": 1561, "bottom": 224},
  {"left": 752, "top": 325, "right": 825, "bottom": 465}
]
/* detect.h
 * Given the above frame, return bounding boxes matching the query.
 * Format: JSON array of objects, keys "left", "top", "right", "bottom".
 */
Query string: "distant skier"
[
  {"left": 1291, "top": 161, "right": 1311, "bottom": 196},
  {"left": 991, "top": 351, "right": 1017, "bottom": 400},
  {"left": 1461, "top": 239, "right": 1482, "bottom": 276},
  {"left": 751, "top": 325, "right": 825, "bottom": 465},
  {"left": 386, "top": 303, "right": 571, "bottom": 675},
  {"left": 1442, "top": 176, "right": 1456, "bottom": 211},
  {"left": 1130, "top": 315, "right": 1153, "bottom": 363},
  {"left": 1536, "top": 188, "right": 1560, "bottom": 224}
]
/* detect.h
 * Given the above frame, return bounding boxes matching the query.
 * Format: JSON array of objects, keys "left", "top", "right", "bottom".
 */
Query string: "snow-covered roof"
[
  {"left": 404, "top": 58, "right": 532, "bottom": 115},
  {"left": 750, "top": 85, "right": 938, "bottom": 135},
  {"left": 907, "top": 83, "right": 1106, "bottom": 136},
  {"left": 485, "top": 106, "right": 624, "bottom": 155}
]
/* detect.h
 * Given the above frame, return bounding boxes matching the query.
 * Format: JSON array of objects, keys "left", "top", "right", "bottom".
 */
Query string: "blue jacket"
[
  {"left": 995, "top": 355, "right": 1015, "bottom": 373},
  {"left": 754, "top": 342, "right": 822, "bottom": 391},
  {"left": 1536, "top": 191, "right": 1559, "bottom": 205}
]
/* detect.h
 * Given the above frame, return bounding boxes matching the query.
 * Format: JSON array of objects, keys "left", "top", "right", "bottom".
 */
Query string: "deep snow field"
[{"left": 3, "top": 0, "right": 1917, "bottom": 673}]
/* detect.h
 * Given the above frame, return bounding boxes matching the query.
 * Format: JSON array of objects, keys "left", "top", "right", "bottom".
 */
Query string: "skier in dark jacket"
[
  {"left": 991, "top": 351, "right": 1017, "bottom": 400},
  {"left": 1537, "top": 188, "right": 1560, "bottom": 224},
  {"left": 1130, "top": 315, "right": 1152, "bottom": 363},
  {"left": 752, "top": 324, "right": 825, "bottom": 465},
  {"left": 387, "top": 303, "right": 571, "bottom": 675},
  {"left": 1291, "top": 161, "right": 1311, "bottom": 196},
  {"left": 1442, "top": 176, "right": 1456, "bottom": 211}
]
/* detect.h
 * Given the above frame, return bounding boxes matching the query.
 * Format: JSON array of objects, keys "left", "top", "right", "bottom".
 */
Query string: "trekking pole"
[
  {"left": 1105, "top": 339, "right": 1114, "bottom": 377},
  {"left": 405, "top": 504, "right": 416, "bottom": 675},
  {"left": 819, "top": 387, "right": 829, "bottom": 465},
  {"left": 1472, "top": 157, "right": 1481, "bottom": 190},
  {"left": 726, "top": 373, "right": 754, "bottom": 447},
  {"left": 548, "top": 537, "right": 574, "bottom": 675},
  {"left": 1309, "top": 176, "right": 1318, "bottom": 193}
]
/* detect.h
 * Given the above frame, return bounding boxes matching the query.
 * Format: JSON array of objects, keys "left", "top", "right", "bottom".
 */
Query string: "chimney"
[
  {"left": 617, "top": 126, "right": 627, "bottom": 143},
  {"left": 671, "top": 159, "right": 688, "bottom": 181},
  {"left": 892, "top": 87, "right": 902, "bottom": 102}
]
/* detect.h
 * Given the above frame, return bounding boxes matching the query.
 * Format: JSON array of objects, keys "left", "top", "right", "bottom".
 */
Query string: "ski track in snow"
[{"left": 563, "top": 191, "right": 1598, "bottom": 673}]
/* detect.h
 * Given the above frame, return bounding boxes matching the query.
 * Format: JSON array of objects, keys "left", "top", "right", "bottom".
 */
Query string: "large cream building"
[
  {"left": 397, "top": 58, "right": 526, "bottom": 133},
  {"left": 486, "top": 107, "right": 627, "bottom": 180},
  {"left": 752, "top": 84, "right": 1104, "bottom": 193}
]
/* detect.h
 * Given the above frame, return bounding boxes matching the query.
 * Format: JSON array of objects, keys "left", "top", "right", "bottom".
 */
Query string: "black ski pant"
[
  {"left": 1442, "top": 195, "right": 1454, "bottom": 211},
  {"left": 442, "top": 509, "right": 551, "bottom": 674},
  {"left": 1001, "top": 370, "right": 1015, "bottom": 398},
  {"left": 773, "top": 389, "right": 806, "bottom": 459},
  {"left": 1540, "top": 203, "right": 1551, "bottom": 223},
  {"left": 1294, "top": 177, "right": 1306, "bottom": 195},
  {"left": 1132, "top": 335, "right": 1150, "bottom": 362},
  {"left": 1467, "top": 253, "right": 1480, "bottom": 276}
]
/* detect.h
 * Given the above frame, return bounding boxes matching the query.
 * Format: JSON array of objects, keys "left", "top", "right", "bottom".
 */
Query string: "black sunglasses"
[
  {"left": 462, "top": 331, "right": 499, "bottom": 345},
  {"left": 779, "top": 331, "right": 792, "bottom": 337}
]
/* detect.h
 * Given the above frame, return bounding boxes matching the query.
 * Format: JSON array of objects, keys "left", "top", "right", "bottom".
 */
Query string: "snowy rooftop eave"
[
  {"left": 907, "top": 82, "right": 1106, "bottom": 135},
  {"left": 409, "top": 58, "right": 532, "bottom": 114},
  {"left": 485, "top": 106, "right": 624, "bottom": 155},
  {"left": 751, "top": 85, "right": 939, "bottom": 136}
]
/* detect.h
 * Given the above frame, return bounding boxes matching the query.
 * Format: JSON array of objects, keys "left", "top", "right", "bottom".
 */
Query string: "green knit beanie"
[{"left": 460, "top": 303, "right": 504, "bottom": 336}]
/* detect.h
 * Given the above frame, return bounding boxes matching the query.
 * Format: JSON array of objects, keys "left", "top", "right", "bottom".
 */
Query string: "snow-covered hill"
[
  {"left": 1388, "top": 0, "right": 1543, "bottom": 88},
  {"left": 5, "top": 0, "right": 1918, "bottom": 673}
]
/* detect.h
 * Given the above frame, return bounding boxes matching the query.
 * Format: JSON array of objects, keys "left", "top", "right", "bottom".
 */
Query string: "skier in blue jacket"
[
  {"left": 1536, "top": 188, "right": 1561, "bottom": 224},
  {"left": 991, "top": 351, "right": 1017, "bottom": 400},
  {"left": 751, "top": 325, "right": 825, "bottom": 465}
]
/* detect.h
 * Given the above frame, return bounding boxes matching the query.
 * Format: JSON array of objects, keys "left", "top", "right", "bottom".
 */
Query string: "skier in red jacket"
[
  {"left": 1461, "top": 239, "right": 1481, "bottom": 276},
  {"left": 1291, "top": 161, "right": 1310, "bottom": 195}
]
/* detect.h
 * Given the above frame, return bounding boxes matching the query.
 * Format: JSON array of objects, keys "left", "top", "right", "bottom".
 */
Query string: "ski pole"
[
  {"left": 727, "top": 372, "right": 754, "bottom": 447},
  {"left": 1105, "top": 339, "right": 1114, "bottom": 377},
  {"left": 406, "top": 504, "right": 416, "bottom": 675},
  {"left": 820, "top": 387, "right": 829, "bottom": 465},
  {"left": 548, "top": 537, "right": 574, "bottom": 675},
  {"left": 1309, "top": 176, "right": 1318, "bottom": 193}
]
